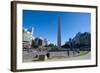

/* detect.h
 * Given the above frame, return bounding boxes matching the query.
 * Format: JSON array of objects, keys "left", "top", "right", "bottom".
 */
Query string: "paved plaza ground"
[
  {"left": 22, "top": 49, "right": 91, "bottom": 62},
  {"left": 46, "top": 52, "right": 91, "bottom": 61}
]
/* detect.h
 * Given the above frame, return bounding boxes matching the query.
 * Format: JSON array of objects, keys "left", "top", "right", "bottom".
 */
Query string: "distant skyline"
[{"left": 23, "top": 10, "right": 91, "bottom": 45}]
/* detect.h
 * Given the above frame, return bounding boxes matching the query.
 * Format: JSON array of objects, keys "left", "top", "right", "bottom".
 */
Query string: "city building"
[
  {"left": 44, "top": 38, "right": 48, "bottom": 46},
  {"left": 72, "top": 32, "right": 91, "bottom": 47},
  {"left": 23, "top": 27, "right": 34, "bottom": 49},
  {"left": 34, "top": 37, "right": 48, "bottom": 48}
]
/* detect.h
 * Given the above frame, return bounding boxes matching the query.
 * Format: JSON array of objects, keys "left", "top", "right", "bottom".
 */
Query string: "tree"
[
  {"left": 48, "top": 43, "right": 55, "bottom": 48},
  {"left": 62, "top": 43, "right": 70, "bottom": 48}
]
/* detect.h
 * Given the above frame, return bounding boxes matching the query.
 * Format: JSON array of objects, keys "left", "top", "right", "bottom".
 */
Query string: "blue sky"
[{"left": 23, "top": 10, "right": 91, "bottom": 45}]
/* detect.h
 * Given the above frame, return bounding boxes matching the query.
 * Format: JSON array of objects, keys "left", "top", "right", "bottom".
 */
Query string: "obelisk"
[{"left": 57, "top": 16, "right": 61, "bottom": 48}]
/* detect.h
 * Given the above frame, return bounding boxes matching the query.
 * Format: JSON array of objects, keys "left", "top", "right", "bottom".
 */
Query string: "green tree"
[{"left": 48, "top": 43, "right": 55, "bottom": 48}]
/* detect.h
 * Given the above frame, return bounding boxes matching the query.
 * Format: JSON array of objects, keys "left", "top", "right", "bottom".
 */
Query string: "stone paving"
[{"left": 23, "top": 49, "right": 90, "bottom": 62}]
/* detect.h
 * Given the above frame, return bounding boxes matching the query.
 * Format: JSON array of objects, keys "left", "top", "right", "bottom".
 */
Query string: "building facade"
[
  {"left": 34, "top": 37, "right": 48, "bottom": 48},
  {"left": 23, "top": 27, "right": 34, "bottom": 49}
]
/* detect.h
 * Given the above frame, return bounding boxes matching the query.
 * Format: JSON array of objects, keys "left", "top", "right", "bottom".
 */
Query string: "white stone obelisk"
[{"left": 57, "top": 16, "right": 61, "bottom": 48}]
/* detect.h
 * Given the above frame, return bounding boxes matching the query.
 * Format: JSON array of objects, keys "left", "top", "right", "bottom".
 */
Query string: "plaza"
[
  {"left": 22, "top": 16, "right": 91, "bottom": 62},
  {"left": 23, "top": 48, "right": 90, "bottom": 62}
]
